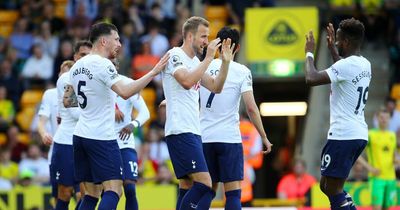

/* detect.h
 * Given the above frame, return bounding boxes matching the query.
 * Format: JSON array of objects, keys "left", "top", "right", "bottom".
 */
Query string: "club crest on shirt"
[
  {"left": 172, "top": 55, "right": 183, "bottom": 67},
  {"left": 107, "top": 65, "right": 116, "bottom": 75},
  {"left": 246, "top": 74, "right": 252, "bottom": 86},
  {"left": 332, "top": 67, "right": 339, "bottom": 76}
]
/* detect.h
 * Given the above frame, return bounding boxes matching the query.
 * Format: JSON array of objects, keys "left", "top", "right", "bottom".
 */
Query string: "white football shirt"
[
  {"left": 162, "top": 47, "right": 201, "bottom": 136},
  {"left": 200, "top": 59, "right": 253, "bottom": 143},
  {"left": 38, "top": 88, "right": 58, "bottom": 164},
  {"left": 115, "top": 76, "right": 150, "bottom": 149},
  {"left": 53, "top": 72, "right": 80, "bottom": 145},
  {"left": 325, "top": 55, "right": 371, "bottom": 140},
  {"left": 69, "top": 54, "right": 121, "bottom": 140}
]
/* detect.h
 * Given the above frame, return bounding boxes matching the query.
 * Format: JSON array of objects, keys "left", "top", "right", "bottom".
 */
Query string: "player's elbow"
[
  {"left": 180, "top": 81, "right": 193, "bottom": 90},
  {"left": 212, "top": 86, "right": 223, "bottom": 94},
  {"left": 246, "top": 105, "right": 257, "bottom": 116},
  {"left": 119, "top": 93, "right": 131, "bottom": 100}
]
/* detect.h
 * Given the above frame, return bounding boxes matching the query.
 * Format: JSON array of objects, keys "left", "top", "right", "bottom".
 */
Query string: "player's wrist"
[
  {"left": 130, "top": 119, "right": 140, "bottom": 128},
  {"left": 306, "top": 52, "right": 314, "bottom": 59}
]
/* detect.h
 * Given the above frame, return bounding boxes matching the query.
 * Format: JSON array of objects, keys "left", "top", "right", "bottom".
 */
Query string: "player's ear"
[{"left": 235, "top": 44, "right": 241, "bottom": 53}]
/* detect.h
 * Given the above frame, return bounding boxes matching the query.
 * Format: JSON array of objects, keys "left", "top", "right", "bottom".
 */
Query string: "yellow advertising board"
[
  {"left": 0, "top": 185, "right": 176, "bottom": 210},
  {"left": 311, "top": 182, "right": 400, "bottom": 207},
  {"left": 245, "top": 7, "right": 319, "bottom": 62}
]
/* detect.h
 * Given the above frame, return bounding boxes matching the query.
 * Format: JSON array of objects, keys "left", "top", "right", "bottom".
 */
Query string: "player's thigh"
[
  {"left": 120, "top": 148, "right": 139, "bottom": 182},
  {"left": 382, "top": 179, "right": 397, "bottom": 208},
  {"left": 83, "top": 138, "right": 124, "bottom": 183},
  {"left": 370, "top": 178, "right": 385, "bottom": 206},
  {"left": 165, "top": 133, "right": 209, "bottom": 179},
  {"left": 320, "top": 139, "right": 367, "bottom": 179}
]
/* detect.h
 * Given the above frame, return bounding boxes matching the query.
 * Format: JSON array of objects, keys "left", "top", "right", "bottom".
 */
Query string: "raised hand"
[
  {"left": 305, "top": 30, "right": 315, "bottom": 53},
  {"left": 151, "top": 53, "right": 170, "bottom": 75},
  {"left": 326, "top": 23, "right": 336, "bottom": 49},
  {"left": 205, "top": 38, "right": 221, "bottom": 60},
  {"left": 220, "top": 38, "right": 235, "bottom": 62},
  {"left": 326, "top": 23, "right": 340, "bottom": 61}
]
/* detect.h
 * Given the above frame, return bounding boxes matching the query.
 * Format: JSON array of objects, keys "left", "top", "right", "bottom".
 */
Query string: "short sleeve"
[
  {"left": 98, "top": 59, "right": 122, "bottom": 88},
  {"left": 165, "top": 49, "right": 187, "bottom": 75},
  {"left": 38, "top": 90, "right": 51, "bottom": 118},
  {"left": 241, "top": 67, "right": 253, "bottom": 93},
  {"left": 325, "top": 60, "right": 346, "bottom": 83}
]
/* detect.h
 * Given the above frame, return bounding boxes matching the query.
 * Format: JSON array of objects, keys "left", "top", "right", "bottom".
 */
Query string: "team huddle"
[{"left": 38, "top": 14, "right": 373, "bottom": 210}]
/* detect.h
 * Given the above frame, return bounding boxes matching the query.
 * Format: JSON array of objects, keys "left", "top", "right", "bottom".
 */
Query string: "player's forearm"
[
  {"left": 247, "top": 105, "right": 267, "bottom": 138},
  {"left": 209, "top": 60, "right": 230, "bottom": 93},
  {"left": 119, "top": 73, "right": 155, "bottom": 99},
  {"left": 305, "top": 57, "right": 321, "bottom": 86},
  {"left": 329, "top": 47, "right": 341, "bottom": 62},
  {"left": 182, "top": 57, "right": 213, "bottom": 89},
  {"left": 63, "top": 85, "right": 78, "bottom": 108},
  {"left": 37, "top": 116, "right": 48, "bottom": 137},
  {"left": 133, "top": 99, "right": 150, "bottom": 126}
]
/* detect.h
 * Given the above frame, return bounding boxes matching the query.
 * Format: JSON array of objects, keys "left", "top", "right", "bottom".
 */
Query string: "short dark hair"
[
  {"left": 339, "top": 18, "right": 365, "bottom": 48},
  {"left": 89, "top": 22, "right": 118, "bottom": 44},
  {"left": 216, "top": 26, "right": 240, "bottom": 52},
  {"left": 74, "top": 40, "right": 92, "bottom": 54}
]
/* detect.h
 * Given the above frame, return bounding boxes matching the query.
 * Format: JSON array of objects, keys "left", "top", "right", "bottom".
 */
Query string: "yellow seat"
[
  {"left": 0, "top": 10, "right": 19, "bottom": 23},
  {"left": 20, "top": 90, "right": 44, "bottom": 108},
  {"left": 54, "top": 4, "right": 67, "bottom": 19},
  {"left": 0, "top": 133, "right": 6, "bottom": 146},
  {"left": 391, "top": 83, "right": 400, "bottom": 100},
  {"left": 209, "top": 20, "right": 226, "bottom": 40},
  {"left": 18, "top": 133, "right": 30, "bottom": 145},
  {"left": 16, "top": 107, "right": 36, "bottom": 132},
  {"left": 0, "top": 24, "right": 14, "bottom": 37},
  {"left": 204, "top": 6, "right": 228, "bottom": 20}
]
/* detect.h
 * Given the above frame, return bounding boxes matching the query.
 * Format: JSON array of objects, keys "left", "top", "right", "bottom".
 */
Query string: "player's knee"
[
  {"left": 193, "top": 175, "right": 212, "bottom": 188},
  {"left": 123, "top": 182, "right": 136, "bottom": 197},
  {"left": 179, "top": 179, "right": 193, "bottom": 189},
  {"left": 75, "top": 191, "right": 82, "bottom": 201},
  {"left": 58, "top": 185, "right": 73, "bottom": 201}
]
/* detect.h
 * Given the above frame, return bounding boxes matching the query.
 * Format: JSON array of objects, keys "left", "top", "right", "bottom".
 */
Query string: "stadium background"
[{"left": 0, "top": 0, "right": 399, "bottom": 209}]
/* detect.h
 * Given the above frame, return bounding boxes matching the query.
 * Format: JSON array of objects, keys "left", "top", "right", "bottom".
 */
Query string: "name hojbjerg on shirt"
[{"left": 72, "top": 67, "right": 93, "bottom": 80}]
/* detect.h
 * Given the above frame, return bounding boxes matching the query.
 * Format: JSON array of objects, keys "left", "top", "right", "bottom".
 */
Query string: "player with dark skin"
[{"left": 305, "top": 18, "right": 367, "bottom": 209}]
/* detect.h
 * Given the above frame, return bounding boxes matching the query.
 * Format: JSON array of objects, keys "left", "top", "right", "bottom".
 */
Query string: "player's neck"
[
  {"left": 343, "top": 48, "right": 361, "bottom": 58},
  {"left": 180, "top": 43, "right": 196, "bottom": 58},
  {"left": 90, "top": 46, "right": 108, "bottom": 58}
]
